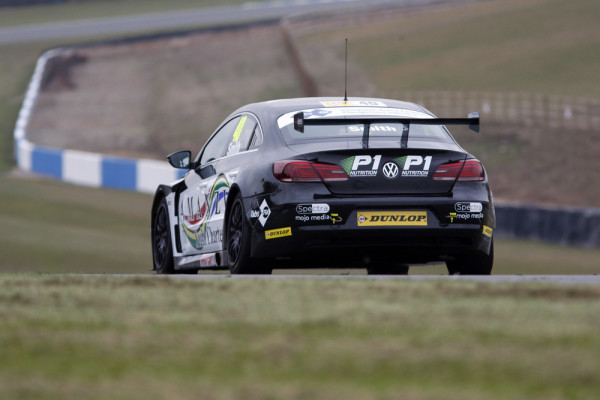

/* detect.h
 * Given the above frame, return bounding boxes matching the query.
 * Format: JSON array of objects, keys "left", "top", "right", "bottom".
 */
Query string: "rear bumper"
[
  {"left": 252, "top": 223, "right": 491, "bottom": 267},
  {"left": 245, "top": 192, "right": 495, "bottom": 267}
]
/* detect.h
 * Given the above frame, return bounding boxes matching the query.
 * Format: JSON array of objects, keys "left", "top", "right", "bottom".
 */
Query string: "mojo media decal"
[
  {"left": 447, "top": 212, "right": 484, "bottom": 223},
  {"left": 357, "top": 211, "right": 427, "bottom": 226}
]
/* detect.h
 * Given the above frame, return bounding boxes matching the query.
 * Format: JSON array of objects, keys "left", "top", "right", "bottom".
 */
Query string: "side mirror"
[{"left": 167, "top": 150, "right": 192, "bottom": 169}]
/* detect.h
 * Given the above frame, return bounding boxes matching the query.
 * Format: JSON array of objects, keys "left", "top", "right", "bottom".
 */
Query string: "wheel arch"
[
  {"left": 151, "top": 185, "right": 173, "bottom": 230},
  {"left": 224, "top": 184, "right": 242, "bottom": 232}
]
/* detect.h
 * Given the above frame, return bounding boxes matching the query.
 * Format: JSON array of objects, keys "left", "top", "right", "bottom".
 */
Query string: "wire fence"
[{"left": 386, "top": 91, "right": 600, "bottom": 131}]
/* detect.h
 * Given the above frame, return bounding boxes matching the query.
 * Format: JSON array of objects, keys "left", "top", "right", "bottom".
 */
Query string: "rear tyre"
[
  {"left": 446, "top": 240, "right": 494, "bottom": 275},
  {"left": 226, "top": 194, "right": 272, "bottom": 274},
  {"left": 152, "top": 198, "right": 175, "bottom": 274}
]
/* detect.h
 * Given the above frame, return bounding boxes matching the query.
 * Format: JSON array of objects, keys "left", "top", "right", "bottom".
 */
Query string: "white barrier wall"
[{"left": 13, "top": 49, "right": 182, "bottom": 194}]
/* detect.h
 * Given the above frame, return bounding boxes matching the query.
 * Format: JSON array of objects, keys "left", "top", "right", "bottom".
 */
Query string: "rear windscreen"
[{"left": 277, "top": 107, "right": 455, "bottom": 144}]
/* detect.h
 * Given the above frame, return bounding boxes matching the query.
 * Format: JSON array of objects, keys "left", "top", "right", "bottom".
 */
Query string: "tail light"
[
  {"left": 433, "top": 159, "right": 485, "bottom": 182},
  {"left": 273, "top": 160, "right": 349, "bottom": 183}
]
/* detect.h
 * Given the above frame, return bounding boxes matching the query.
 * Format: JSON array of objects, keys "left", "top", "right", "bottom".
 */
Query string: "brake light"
[
  {"left": 273, "top": 160, "right": 348, "bottom": 183},
  {"left": 433, "top": 160, "right": 485, "bottom": 182}
]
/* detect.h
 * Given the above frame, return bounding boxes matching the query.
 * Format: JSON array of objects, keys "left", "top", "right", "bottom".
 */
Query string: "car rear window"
[{"left": 277, "top": 107, "right": 455, "bottom": 144}]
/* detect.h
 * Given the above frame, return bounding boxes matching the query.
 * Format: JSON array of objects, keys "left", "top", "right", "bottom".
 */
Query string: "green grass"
[
  {"left": 0, "top": 0, "right": 269, "bottom": 27},
  {"left": 300, "top": 0, "right": 600, "bottom": 98},
  {"left": 0, "top": 41, "right": 45, "bottom": 172},
  {"left": 1, "top": 275, "right": 600, "bottom": 399},
  {"left": 0, "top": 174, "right": 152, "bottom": 273}
]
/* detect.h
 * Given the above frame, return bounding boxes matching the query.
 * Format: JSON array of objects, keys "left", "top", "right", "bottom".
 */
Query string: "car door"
[{"left": 178, "top": 114, "right": 259, "bottom": 256}]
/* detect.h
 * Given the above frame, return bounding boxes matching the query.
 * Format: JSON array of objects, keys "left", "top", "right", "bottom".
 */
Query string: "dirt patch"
[{"left": 27, "top": 25, "right": 303, "bottom": 159}]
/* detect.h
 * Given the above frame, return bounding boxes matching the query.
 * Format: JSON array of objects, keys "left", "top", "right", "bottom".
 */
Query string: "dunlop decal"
[
  {"left": 265, "top": 227, "right": 292, "bottom": 240},
  {"left": 357, "top": 211, "right": 427, "bottom": 226}
]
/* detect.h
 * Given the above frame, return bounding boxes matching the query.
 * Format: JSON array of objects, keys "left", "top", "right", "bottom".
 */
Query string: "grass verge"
[
  {"left": 1, "top": 275, "right": 600, "bottom": 400},
  {"left": 0, "top": 0, "right": 268, "bottom": 27},
  {"left": 0, "top": 174, "right": 152, "bottom": 273},
  {"left": 298, "top": 0, "right": 600, "bottom": 97}
]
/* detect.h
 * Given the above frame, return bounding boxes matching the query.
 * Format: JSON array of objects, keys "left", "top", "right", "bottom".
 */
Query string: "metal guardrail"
[{"left": 495, "top": 203, "right": 600, "bottom": 248}]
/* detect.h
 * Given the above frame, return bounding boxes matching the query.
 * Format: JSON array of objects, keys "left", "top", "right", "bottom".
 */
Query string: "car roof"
[{"left": 234, "top": 97, "right": 434, "bottom": 120}]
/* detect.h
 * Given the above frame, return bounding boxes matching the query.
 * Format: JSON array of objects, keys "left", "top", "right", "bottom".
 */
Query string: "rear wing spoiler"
[
  {"left": 293, "top": 112, "right": 479, "bottom": 149},
  {"left": 294, "top": 112, "right": 480, "bottom": 133}
]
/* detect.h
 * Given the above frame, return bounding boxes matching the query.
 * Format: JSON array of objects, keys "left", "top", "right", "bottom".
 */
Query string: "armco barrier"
[
  {"left": 13, "top": 48, "right": 183, "bottom": 194},
  {"left": 495, "top": 204, "right": 600, "bottom": 248}
]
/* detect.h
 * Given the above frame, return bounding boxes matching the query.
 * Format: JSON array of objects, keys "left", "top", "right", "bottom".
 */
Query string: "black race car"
[{"left": 151, "top": 97, "right": 495, "bottom": 275}]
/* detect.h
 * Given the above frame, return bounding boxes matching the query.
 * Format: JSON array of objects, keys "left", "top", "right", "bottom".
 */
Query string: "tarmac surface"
[{"left": 85, "top": 274, "right": 600, "bottom": 285}]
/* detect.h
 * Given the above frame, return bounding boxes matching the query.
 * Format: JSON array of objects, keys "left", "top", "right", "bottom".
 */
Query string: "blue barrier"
[{"left": 101, "top": 157, "right": 137, "bottom": 191}]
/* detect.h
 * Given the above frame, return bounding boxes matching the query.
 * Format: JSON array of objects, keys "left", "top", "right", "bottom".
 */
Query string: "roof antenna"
[{"left": 344, "top": 38, "right": 348, "bottom": 103}]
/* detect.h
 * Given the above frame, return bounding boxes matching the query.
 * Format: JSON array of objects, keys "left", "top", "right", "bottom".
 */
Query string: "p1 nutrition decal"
[
  {"left": 395, "top": 155, "right": 432, "bottom": 177},
  {"left": 357, "top": 211, "right": 427, "bottom": 226},
  {"left": 339, "top": 155, "right": 381, "bottom": 177}
]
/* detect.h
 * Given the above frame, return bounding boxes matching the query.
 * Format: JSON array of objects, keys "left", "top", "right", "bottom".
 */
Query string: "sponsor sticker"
[
  {"left": 296, "top": 203, "right": 330, "bottom": 214},
  {"left": 248, "top": 199, "right": 271, "bottom": 227},
  {"left": 357, "top": 211, "right": 427, "bottom": 226},
  {"left": 320, "top": 100, "right": 387, "bottom": 107},
  {"left": 447, "top": 212, "right": 484, "bottom": 222},
  {"left": 258, "top": 199, "right": 271, "bottom": 227},
  {"left": 395, "top": 155, "right": 433, "bottom": 178},
  {"left": 295, "top": 213, "right": 342, "bottom": 224},
  {"left": 339, "top": 155, "right": 382, "bottom": 177},
  {"left": 482, "top": 225, "right": 493, "bottom": 237},
  {"left": 265, "top": 227, "right": 292, "bottom": 240},
  {"left": 200, "top": 253, "right": 218, "bottom": 267},
  {"left": 455, "top": 202, "right": 483, "bottom": 213}
]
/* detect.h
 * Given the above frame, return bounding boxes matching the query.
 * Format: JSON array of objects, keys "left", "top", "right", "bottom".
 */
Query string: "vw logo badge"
[{"left": 382, "top": 162, "right": 399, "bottom": 179}]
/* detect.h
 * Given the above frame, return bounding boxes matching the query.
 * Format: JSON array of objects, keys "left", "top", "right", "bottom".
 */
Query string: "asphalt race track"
[
  {"left": 84, "top": 274, "right": 600, "bottom": 285},
  {"left": 0, "top": 0, "right": 437, "bottom": 45}
]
